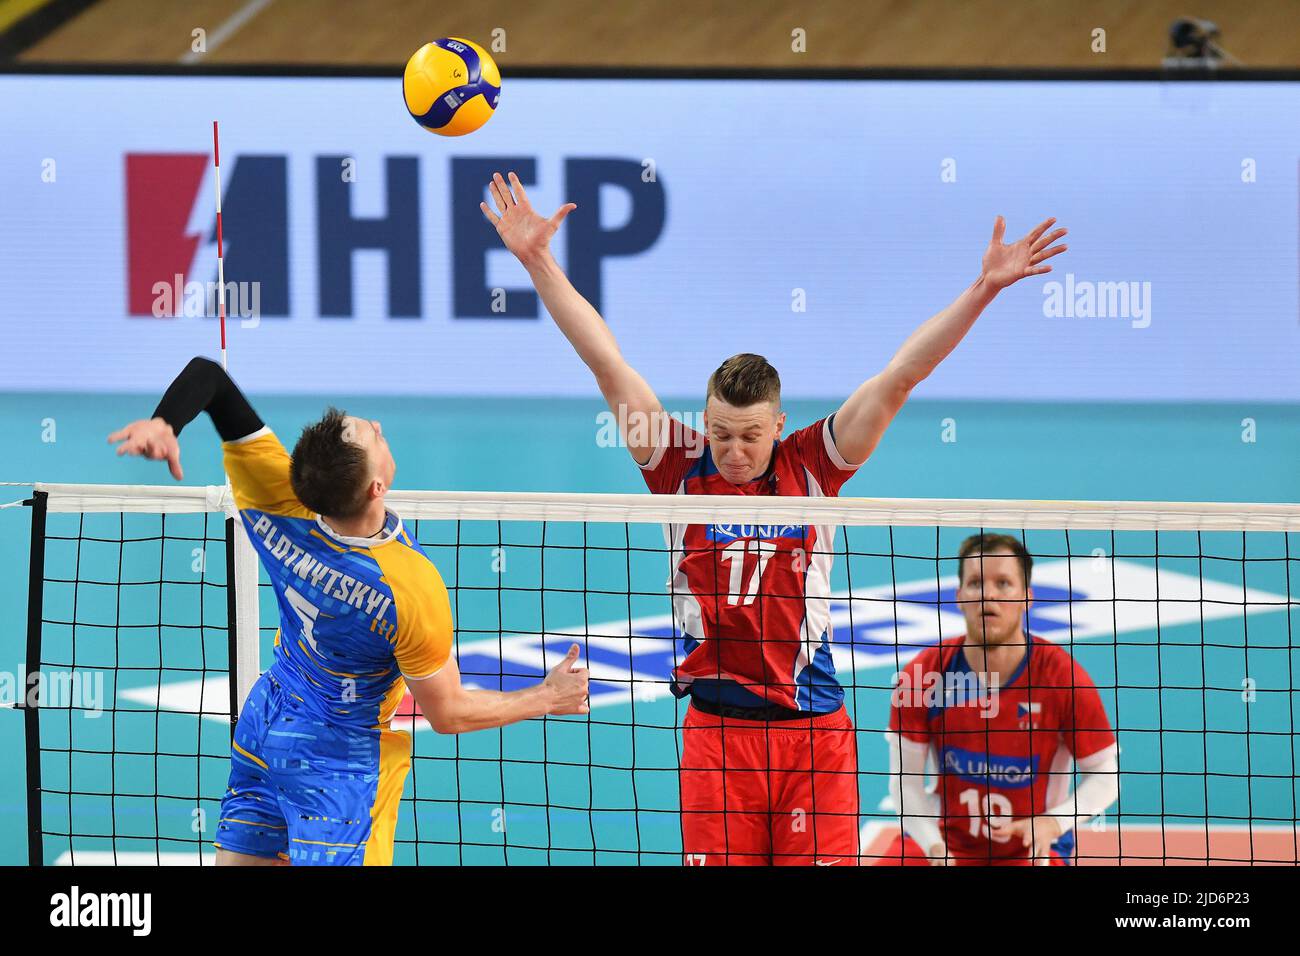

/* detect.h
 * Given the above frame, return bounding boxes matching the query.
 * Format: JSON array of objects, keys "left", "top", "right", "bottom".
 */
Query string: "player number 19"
[{"left": 958, "top": 788, "right": 1013, "bottom": 843}]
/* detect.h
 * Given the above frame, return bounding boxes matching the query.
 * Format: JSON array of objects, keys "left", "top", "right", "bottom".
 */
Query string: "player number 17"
[{"left": 719, "top": 540, "right": 778, "bottom": 606}]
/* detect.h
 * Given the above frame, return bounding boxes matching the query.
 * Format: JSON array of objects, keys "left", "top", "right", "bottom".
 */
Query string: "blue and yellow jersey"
[{"left": 223, "top": 428, "right": 452, "bottom": 730}]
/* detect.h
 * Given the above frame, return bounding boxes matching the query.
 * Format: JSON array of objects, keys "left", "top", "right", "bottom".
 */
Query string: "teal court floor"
[{"left": 1, "top": 393, "right": 1297, "bottom": 865}]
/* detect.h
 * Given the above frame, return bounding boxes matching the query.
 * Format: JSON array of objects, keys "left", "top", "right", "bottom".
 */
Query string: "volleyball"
[{"left": 402, "top": 37, "right": 500, "bottom": 136}]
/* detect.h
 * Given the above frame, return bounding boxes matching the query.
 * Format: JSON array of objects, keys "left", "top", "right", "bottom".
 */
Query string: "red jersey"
[
  {"left": 640, "top": 414, "right": 859, "bottom": 711},
  {"left": 889, "top": 635, "right": 1116, "bottom": 864}
]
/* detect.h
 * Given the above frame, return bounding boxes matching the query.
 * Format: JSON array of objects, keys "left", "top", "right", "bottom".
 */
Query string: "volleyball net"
[{"left": 17, "top": 483, "right": 1300, "bottom": 865}]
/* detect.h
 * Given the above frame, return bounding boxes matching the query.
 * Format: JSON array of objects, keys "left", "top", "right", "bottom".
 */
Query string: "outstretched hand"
[
  {"left": 108, "top": 417, "right": 183, "bottom": 480},
  {"left": 981, "top": 216, "right": 1068, "bottom": 290},
  {"left": 480, "top": 171, "right": 576, "bottom": 270},
  {"left": 543, "top": 642, "right": 590, "bottom": 716}
]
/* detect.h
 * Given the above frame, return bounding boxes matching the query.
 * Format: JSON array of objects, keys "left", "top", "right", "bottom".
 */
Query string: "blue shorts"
[{"left": 214, "top": 670, "right": 412, "bottom": 866}]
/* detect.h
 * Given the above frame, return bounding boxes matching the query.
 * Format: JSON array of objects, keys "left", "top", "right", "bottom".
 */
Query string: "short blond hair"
[{"left": 706, "top": 353, "right": 781, "bottom": 407}]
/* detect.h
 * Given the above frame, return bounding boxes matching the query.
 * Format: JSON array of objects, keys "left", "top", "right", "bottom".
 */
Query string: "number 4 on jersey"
[{"left": 285, "top": 584, "right": 323, "bottom": 655}]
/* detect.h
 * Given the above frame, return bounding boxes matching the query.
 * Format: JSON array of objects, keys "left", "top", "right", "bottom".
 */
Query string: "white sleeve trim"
[
  {"left": 225, "top": 425, "right": 272, "bottom": 445},
  {"left": 401, "top": 660, "right": 447, "bottom": 682},
  {"left": 822, "top": 416, "right": 859, "bottom": 471},
  {"left": 635, "top": 414, "right": 670, "bottom": 472},
  {"left": 886, "top": 731, "right": 946, "bottom": 858},
  {"left": 1075, "top": 741, "right": 1120, "bottom": 771},
  {"left": 1046, "top": 745, "right": 1120, "bottom": 836}
]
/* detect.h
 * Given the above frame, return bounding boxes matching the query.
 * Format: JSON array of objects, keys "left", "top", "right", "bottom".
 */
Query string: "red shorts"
[
  {"left": 873, "top": 832, "right": 1069, "bottom": 866},
  {"left": 680, "top": 704, "right": 860, "bottom": 866}
]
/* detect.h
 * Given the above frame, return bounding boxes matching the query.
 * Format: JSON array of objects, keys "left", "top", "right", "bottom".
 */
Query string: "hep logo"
[
  {"left": 125, "top": 153, "right": 287, "bottom": 318},
  {"left": 125, "top": 154, "right": 667, "bottom": 320}
]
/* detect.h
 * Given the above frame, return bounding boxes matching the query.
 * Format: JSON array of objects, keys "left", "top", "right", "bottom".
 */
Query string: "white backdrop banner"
[{"left": 1, "top": 75, "right": 1297, "bottom": 400}]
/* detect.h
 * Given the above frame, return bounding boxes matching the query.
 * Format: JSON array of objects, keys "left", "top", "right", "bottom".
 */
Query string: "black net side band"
[{"left": 23, "top": 490, "right": 47, "bottom": 867}]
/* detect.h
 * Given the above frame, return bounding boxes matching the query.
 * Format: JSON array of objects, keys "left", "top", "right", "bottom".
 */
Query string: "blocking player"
[
  {"left": 879, "top": 534, "right": 1119, "bottom": 865},
  {"left": 481, "top": 170, "right": 1067, "bottom": 866},
  {"left": 108, "top": 357, "right": 589, "bottom": 865}
]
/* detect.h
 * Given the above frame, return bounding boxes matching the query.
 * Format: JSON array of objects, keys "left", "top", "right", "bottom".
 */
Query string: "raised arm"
[
  {"left": 481, "top": 171, "right": 665, "bottom": 466},
  {"left": 108, "top": 356, "right": 264, "bottom": 480},
  {"left": 830, "top": 216, "right": 1068, "bottom": 466}
]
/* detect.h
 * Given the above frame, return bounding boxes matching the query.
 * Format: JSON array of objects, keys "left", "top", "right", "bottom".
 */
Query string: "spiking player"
[
  {"left": 481, "top": 170, "right": 1068, "bottom": 865},
  {"left": 109, "top": 357, "right": 589, "bottom": 865},
  {"left": 879, "top": 535, "right": 1119, "bottom": 865}
]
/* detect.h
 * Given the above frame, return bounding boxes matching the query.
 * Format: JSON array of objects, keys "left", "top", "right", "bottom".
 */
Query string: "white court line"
[
  {"left": 859, "top": 821, "right": 1299, "bottom": 858},
  {"left": 55, "top": 851, "right": 215, "bottom": 866},
  {"left": 179, "top": 0, "right": 276, "bottom": 64}
]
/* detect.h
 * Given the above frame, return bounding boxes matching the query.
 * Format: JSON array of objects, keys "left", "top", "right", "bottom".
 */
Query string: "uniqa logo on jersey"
[
  {"left": 705, "top": 524, "right": 808, "bottom": 543},
  {"left": 940, "top": 746, "right": 1039, "bottom": 789}
]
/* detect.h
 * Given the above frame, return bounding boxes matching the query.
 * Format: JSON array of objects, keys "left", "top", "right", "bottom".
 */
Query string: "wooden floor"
[{"left": 16, "top": 0, "right": 1300, "bottom": 69}]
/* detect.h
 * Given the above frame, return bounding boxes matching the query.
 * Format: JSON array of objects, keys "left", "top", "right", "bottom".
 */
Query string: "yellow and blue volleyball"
[{"left": 403, "top": 37, "right": 500, "bottom": 137}]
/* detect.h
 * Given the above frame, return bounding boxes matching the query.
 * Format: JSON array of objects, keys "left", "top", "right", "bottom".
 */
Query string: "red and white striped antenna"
[{"left": 212, "top": 120, "right": 228, "bottom": 371}]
